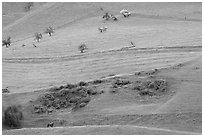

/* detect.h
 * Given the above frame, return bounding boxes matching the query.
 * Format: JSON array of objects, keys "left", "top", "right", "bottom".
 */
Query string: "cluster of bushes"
[
  {"left": 111, "top": 79, "right": 131, "bottom": 89},
  {"left": 35, "top": 81, "right": 101, "bottom": 113},
  {"left": 133, "top": 79, "right": 167, "bottom": 96},
  {"left": 3, "top": 105, "right": 23, "bottom": 129},
  {"left": 92, "top": 79, "right": 104, "bottom": 85},
  {"left": 135, "top": 69, "right": 159, "bottom": 76},
  {"left": 2, "top": 88, "right": 10, "bottom": 93},
  {"left": 109, "top": 79, "right": 131, "bottom": 93},
  {"left": 114, "top": 79, "right": 131, "bottom": 86}
]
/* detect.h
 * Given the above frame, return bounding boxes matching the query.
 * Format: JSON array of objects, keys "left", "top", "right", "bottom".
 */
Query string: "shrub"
[
  {"left": 3, "top": 105, "right": 23, "bottom": 128},
  {"left": 86, "top": 88, "right": 97, "bottom": 95},
  {"left": 78, "top": 81, "right": 88, "bottom": 86},
  {"left": 25, "top": 2, "right": 33, "bottom": 12},
  {"left": 139, "top": 89, "right": 154, "bottom": 96},
  {"left": 92, "top": 79, "right": 104, "bottom": 84},
  {"left": 2, "top": 37, "right": 11, "bottom": 48},
  {"left": 2, "top": 88, "right": 10, "bottom": 93},
  {"left": 59, "top": 119, "right": 66, "bottom": 125},
  {"left": 79, "top": 102, "right": 87, "bottom": 108},
  {"left": 64, "top": 83, "right": 77, "bottom": 89},
  {"left": 109, "top": 89, "right": 117, "bottom": 93},
  {"left": 80, "top": 97, "right": 91, "bottom": 104},
  {"left": 45, "top": 26, "right": 54, "bottom": 36},
  {"left": 114, "top": 79, "right": 130, "bottom": 86}
]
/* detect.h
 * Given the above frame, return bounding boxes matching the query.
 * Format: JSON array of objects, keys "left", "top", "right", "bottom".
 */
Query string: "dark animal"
[
  {"left": 47, "top": 122, "right": 54, "bottom": 127},
  {"left": 33, "top": 44, "right": 37, "bottom": 47},
  {"left": 22, "top": 44, "right": 26, "bottom": 47},
  {"left": 130, "top": 41, "right": 135, "bottom": 47}
]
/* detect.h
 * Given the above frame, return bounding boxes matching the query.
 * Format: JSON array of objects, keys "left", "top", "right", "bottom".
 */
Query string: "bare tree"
[
  {"left": 45, "top": 26, "right": 54, "bottom": 36},
  {"left": 102, "top": 12, "right": 111, "bottom": 20},
  {"left": 78, "top": 43, "right": 87, "bottom": 53},
  {"left": 2, "top": 37, "right": 11, "bottom": 48},
  {"left": 110, "top": 14, "right": 118, "bottom": 21},
  {"left": 98, "top": 26, "right": 108, "bottom": 33},
  {"left": 25, "top": 2, "right": 34, "bottom": 12},
  {"left": 34, "top": 32, "right": 42, "bottom": 42}
]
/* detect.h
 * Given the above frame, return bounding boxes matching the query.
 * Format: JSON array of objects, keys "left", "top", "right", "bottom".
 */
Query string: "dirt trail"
[
  {"left": 154, "top": 56, "right": 202, "bottom": 113},
  {"left": 3, "top": 125, "right": 200, "bottom": 135}
]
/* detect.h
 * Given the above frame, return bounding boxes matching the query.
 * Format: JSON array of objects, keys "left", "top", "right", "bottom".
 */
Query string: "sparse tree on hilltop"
[
  {"left": 2, "top": 36, "right": 11, "bottom": 48},
  {"left": 34, "top": 32, "right": 42, "bottom": 42},
  {"left": 25, "top": 2, "right": 34, "bottom": 12},
  {"left": 78, "top": 43, "right": 87, "bottom": 53},
  {"left": 45, "top": 26, "right": 54, "bottom": 36}
]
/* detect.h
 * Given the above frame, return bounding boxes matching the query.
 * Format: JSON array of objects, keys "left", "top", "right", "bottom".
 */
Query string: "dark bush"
[
  {"left": 34, "top": 105, "right": 46, "bottom": 113},
  {"left": 92, "top": 79, "right": 104, "bottom": 84},
  {"left": 80, "top": 97, "right": 91, "bottom": 104},
  {"left": 2, "top": 88, "right": 10, "bottom": 93},
  {"left": 78, "top": 81, "right": 88, "bottom": 86},
  {"left": 38, "top": 83, "right": 101, "bottom": 112},
  {"left": 3, "top": 105, "right": 23, "bottom": 128},
  {"left": 114, "top": 79, "right": 130, "bottom": 86},
  {"left": 86, "top": 88, "right": 97, "bottom": 95},
  {"left": 69, "top": 97, "right": 81, "bottom": 103},
  {"left": 112, "top": 84, "right": 118, "bottom": 88},
  {"left": 49, "top": 86, "right": 64, "bottom": 92},
  {"left": 79, "top": 102, "right": 87, "bottom": 108},
  {"left": 139, "top": 89, "right": 154, "bottom": 96},
  {"left": 64, "top": 83, "right": 77, "bottom": 89}
]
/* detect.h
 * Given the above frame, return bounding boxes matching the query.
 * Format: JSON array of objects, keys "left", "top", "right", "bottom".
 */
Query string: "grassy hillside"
[
  {"left": 3, "top": 2, "right": 201, "bottom": 40},
  {"left": 2, "top": 2, "right": 202, "bottom": 135}
]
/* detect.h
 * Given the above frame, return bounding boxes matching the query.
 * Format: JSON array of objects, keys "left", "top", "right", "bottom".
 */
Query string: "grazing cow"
[
  {"left": 47, "top": 122, "right": 54, "bottom": 127},
  {"left": 98, "top": 26, "right": 108, "bottom": 33},
  {"left": 33, "top": 44, "right": 37, "bottom": 47},
  {"left": 120, "top": 9, "right": 131, "bottom": 17},
  {"left": 45, "top": 26, "right": 54, "bottom": 36},
  {"left": 78, "top": 43, "right": 87, "bottom": 53},
  {"left": 34, "top": 32, "right": 42, "bottom": 42},
  {"left": 130, "top": 41, "right": 135, "bottom": 47},
  {"left": 2, "top": 37, "right": 11, "bottom": 48}
]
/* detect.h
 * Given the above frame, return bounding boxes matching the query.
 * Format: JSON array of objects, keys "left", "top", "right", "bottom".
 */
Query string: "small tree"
[
  {"left": 78, "top": 43, "right": 87, "bottom": 53},
  {"left": 25, "top": 2, "right": 34, "bottom": 12},
  {"left": 45, "top": 26, "right": 54, "bottom": 36},
  {"left": 102, "top": 12, "right": 111, "bottom": 20},
  {"left": 34, "top": 32, "right": 42, "bottom": 42},
  {"left": 2, "top": 36, "right": 11, "bottom": 48},
  {"left": 3, "top": 105, "right": 23, "bottom": 128}
]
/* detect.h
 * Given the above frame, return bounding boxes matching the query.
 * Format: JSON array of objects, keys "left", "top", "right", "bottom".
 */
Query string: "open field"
[{"left": 2, "top": 2, "right": 202, "bottom": 135}]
